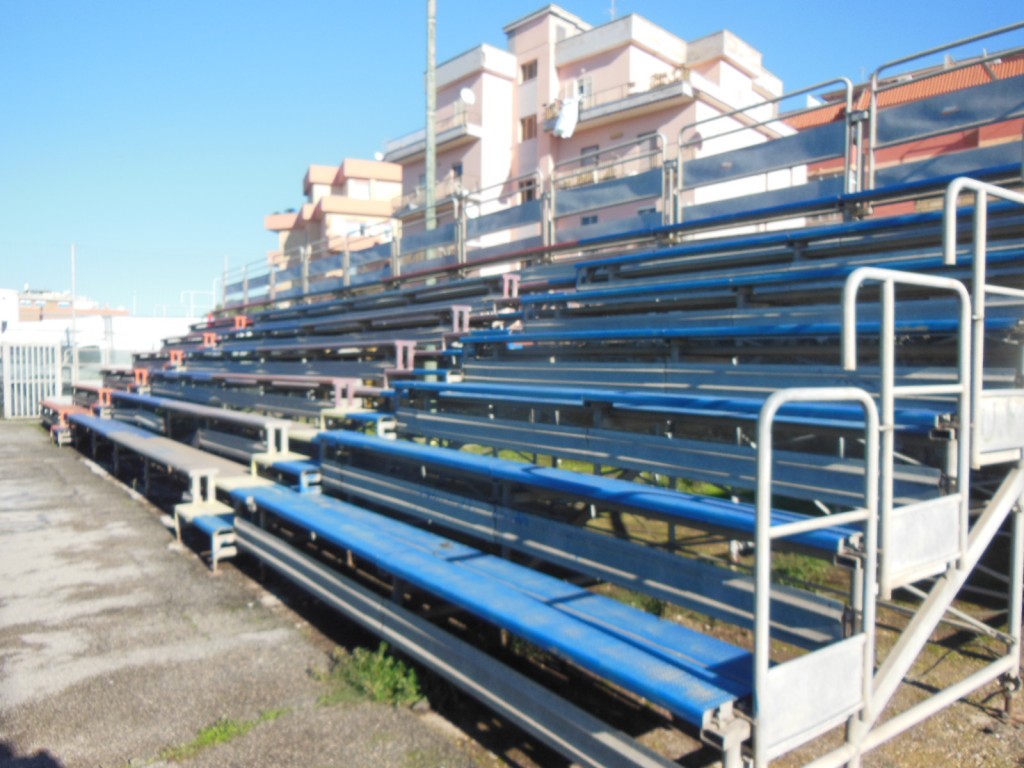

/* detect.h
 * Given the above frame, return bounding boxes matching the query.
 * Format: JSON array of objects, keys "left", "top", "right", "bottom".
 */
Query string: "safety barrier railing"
[
  {"left": 674, "top": 78, "right": 854, "bottom": 227},
  {"left": 866, "top": 22, "right": 1024, "bottom": 192},
  {"left": 842, "top": 266, "right": 971, "bottom": 596},
  {"left": 753, "top": 388, "right": 879, "bottom": 766},
  {"left": 550, "top": 133, "right": 667, "bottom": 242},
  {"left": 940, "top": 177, "right": 1024, "bottom": 468}
]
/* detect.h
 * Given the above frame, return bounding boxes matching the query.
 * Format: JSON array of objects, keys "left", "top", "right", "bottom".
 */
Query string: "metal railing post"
[
  {"left": 755, "top": 387, "right": 879, "bottom": 767},
  {"left": 843, "top": 266, "right": 972, "bottom": 592},
  {"left": 941, "top": 178, "right": 1024, "bottom": 468},
  {"left": 866, "top": 22, "right": 1024, "bottom": 192}
]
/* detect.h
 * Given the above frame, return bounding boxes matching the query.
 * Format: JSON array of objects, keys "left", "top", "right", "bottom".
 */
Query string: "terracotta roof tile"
[{"left": 784, "top": 55, "right": 1024, "bottom": 130}]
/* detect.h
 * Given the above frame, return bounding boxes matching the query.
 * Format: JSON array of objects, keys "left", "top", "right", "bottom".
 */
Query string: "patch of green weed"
[
  {"left": 316, "top": 643, "right": 422, "bottom": 707},
  {"left": 159, "top": 708, "right": 288, "bottom": 762}
]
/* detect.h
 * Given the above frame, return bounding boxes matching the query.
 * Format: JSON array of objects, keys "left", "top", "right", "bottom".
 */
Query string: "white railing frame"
[
  {"left": 941, "top": 177, "right": 1024, "bottom": 468},
  {"left": 842, "top": 266, "right": 972, "bottom": 594},
  {"left": 755, "top": 387, "right": 879, "bottom": 767}
]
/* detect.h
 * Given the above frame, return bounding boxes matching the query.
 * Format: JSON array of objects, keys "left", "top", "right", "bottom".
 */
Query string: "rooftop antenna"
[{"left": 609, "top": 0, "right": 616, "bottom": 20}]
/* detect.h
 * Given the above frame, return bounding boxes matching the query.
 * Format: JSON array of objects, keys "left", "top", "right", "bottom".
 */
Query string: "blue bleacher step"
[
  {"left": 230, "top": 484, "right": 753, "bottom": 728},
  {"left": 317, "top": 431, "right": 860, "bottom": 554}
]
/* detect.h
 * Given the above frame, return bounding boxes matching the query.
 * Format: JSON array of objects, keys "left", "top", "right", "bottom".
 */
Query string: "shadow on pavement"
[{"left": 0, "top": 744, "right": 66, "bottom": 768}]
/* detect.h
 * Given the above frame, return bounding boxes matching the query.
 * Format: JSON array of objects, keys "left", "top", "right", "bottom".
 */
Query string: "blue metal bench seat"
[
  {"left": 268, "top": 459, "right": 321, "bottom": 494},
  {"left": 395, "top": 380, "right": 946, "bottom": 435},
  {"left": 574, "top": 201, "right": 1024, "bottom": 282},
  {"left": 317, "top": 431, "right": 860, "bottom": 553},
  {"left": 529, "top": 246, "right": 1024, "bottom": 309},
  {"left": 462, "top": 313, "right": 1022, "bottom": 348},
  {"left": 230, "top": 483, "right": 752, "bottom": 728},
  {"left": 231, "top": 300, "right": 477, "bottom": 338},
  {"left": 191, "top": 513, "right": 237, "bottom": 571}
]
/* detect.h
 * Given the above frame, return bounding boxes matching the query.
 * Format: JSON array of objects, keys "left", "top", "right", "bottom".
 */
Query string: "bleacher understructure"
[{"left": 52, "top": 34, "right": 1024, "bottom": 768}]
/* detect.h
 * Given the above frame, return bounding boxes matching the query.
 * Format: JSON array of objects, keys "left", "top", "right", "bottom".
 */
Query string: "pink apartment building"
[
  {"left": 262, "top": 4, "right": 792, "bottom": 282},
  {"left": 264, "top": 158, "right": 402, "bottom": 271},
  {"left": 382, "top": 4, "right": 788, "bottom": 243}
]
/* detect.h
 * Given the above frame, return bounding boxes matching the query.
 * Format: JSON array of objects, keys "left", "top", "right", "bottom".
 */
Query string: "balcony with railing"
[
  {"left": 382, "top": 103, "right": 484, "bottom": 163},
  {"left": 545, "top": 67, "right": 693, "bottom": 130},
  {"left": 391, "top": 174, "right": 480, "bottom": 219}
]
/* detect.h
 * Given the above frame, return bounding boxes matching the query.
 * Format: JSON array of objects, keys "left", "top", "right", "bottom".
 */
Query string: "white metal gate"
[{"left": 1, "top": 343, "right": 62, "bottom": 419}]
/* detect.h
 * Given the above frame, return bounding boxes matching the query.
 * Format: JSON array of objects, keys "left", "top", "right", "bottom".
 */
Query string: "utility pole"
[
  {"left": 70, "top": 244, "right": 79, "bottom": 386},
  {"left": 425, "top": 0, "right": 437, "bottom": 232}
]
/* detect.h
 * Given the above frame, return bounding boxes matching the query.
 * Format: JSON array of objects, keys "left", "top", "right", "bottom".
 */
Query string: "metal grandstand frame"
[{"left": 866, "top": 21, "right": 1024, "bottom": 192}]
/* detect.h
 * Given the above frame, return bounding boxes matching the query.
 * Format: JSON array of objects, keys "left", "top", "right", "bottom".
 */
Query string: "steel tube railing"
[
  {"left": 754, "top": 387, "right": 879, "bottom": 767},
  {"left": 866, "top": 22, "right": 1024, "bottom": 190},
  {"left": 941, "top": 178, "right": 1024, "bottom": 468},
  {"left": 842, "top": 266, "right": 972, "bottom": 594}
]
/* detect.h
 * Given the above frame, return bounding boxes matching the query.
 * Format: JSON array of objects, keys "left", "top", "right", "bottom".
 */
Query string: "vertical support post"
[
  {"left": 302, "top": 243, "right": 310, "bottom": 296},
  {"left": 343, "top": 236, "right": 352, "bottom": 288},
  {"left": 543, "top": 187, "right": 555, "bottom": 249},
  {"left": 456, "top": 190, "right": 468, "bottom": 265},
  {"left": 2, "top": 342, "right": 10, "bottom": 419},
  {"left": 1005, "top": 475, "right": 1024, "bottom": 710},
  {"left": 70, "top": 244, "right": 79, "bottom": 388},
  {"left": 425, "top": 0, "right": 437, "bottom": 234}
]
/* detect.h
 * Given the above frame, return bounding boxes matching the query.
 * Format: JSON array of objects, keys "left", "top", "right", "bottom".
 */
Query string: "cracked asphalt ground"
[
  {"left": 3, "top": 417, "right": 1022, "bottom": 768},
  {"left": 0, "top": 421, "right": 494, "bottom": 768}
]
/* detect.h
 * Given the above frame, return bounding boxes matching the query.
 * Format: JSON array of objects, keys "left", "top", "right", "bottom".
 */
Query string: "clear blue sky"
[{"left": 1, "top": 1, "right": 1020, "bottom": 316}]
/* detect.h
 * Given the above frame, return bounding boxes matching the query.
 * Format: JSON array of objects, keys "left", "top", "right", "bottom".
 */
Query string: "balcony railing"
[
  {"left": 383, "top": 103, "right": 483, "bottom": 157},
  {"left": 546, "top": 66, "right": 690, "bottom": 121},
  {"left": 392, "top": 175, "right": 479, "bottom": 214}
]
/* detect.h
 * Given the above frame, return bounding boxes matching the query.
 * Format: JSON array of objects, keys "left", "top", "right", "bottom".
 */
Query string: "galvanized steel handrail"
[
  {"left": 675, "top": 77, "right": 855, "bottom": 224},
  {"left": 755, "top": 387, "right": 879, "bottom": 767},
  {"left": 842, "top": 266, "right": 972, "bottom": 594},
  {"left": 941, "top": 177, "right": 1024, "bottom": 467},
  {"left": 866, "top": 22, "right": 1024, "bottom": 190}
]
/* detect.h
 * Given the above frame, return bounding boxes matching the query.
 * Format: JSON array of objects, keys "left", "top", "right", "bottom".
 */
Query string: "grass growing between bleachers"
[{"left": 314, "top": 643, "right": 423, "bottom": 708}]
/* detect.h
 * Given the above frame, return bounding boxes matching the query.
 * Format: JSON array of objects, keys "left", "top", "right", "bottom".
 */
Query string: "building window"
[
  {"left": 580, "top": 145, "right": 600, "bottom": 167},
  {"left": 518, "top": 179, "right": 537, "bottom": 203},
  {"left": 576, "top": 76, "right": 593, "bottom": 108},
  {"left": 452, "top": 162, "right": 463, "bottom": 178},
  {"left": 520, "top": 114, "right": 538, "bottom": 142},
  {"left": 581, "top": 214, "right": 599, "bottom": 226},
  {"left": 520, "top": 59, "right": 538, "bottom": 83}
]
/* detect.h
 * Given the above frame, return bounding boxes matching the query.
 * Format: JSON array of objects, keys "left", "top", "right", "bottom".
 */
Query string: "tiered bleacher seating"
[{"left": 57, "top": 99, "right": 1024, "bottom": 767}]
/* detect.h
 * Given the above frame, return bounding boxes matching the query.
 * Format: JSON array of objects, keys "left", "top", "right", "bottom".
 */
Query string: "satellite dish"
[
  {"left": 460, "top": 87, "right": 476, "bottom": 106},
  {"left": 373, "top": 151, "right": 384, "bottom": 161}
]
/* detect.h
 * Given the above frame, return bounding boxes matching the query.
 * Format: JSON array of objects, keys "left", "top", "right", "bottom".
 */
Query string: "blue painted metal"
[
  {"left": 682, "top": 122, "right": 847, "bottom": 189},
  {"left": 876, "top": 74, "right": 1024, "bottom": 146},
  {"left": 230, "top": 483, "right": 751, "bottom": 726},
  {"left": 193, "top": 513, "right": 234, "bottom": 537},
  {"left": 316, "top": 431, "right": 858, "bottom": 552},
  {"left": 528, "top": 248, "right": 1024, "bottom": 306},
  {"left": 270, "top": 459, "right": 321, "bottom": 494},
  {"left": 555, "top": 169, "right": 662, "bottom": 217},
  {"left": 394, "top": 380, "right": 945, "bottom": 435},
  {"left": 462, "top": 315, "right": 1021, "bottom": 346},
  {"left": 467, "top": 200, "right": 543, "bottom": 238}
]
